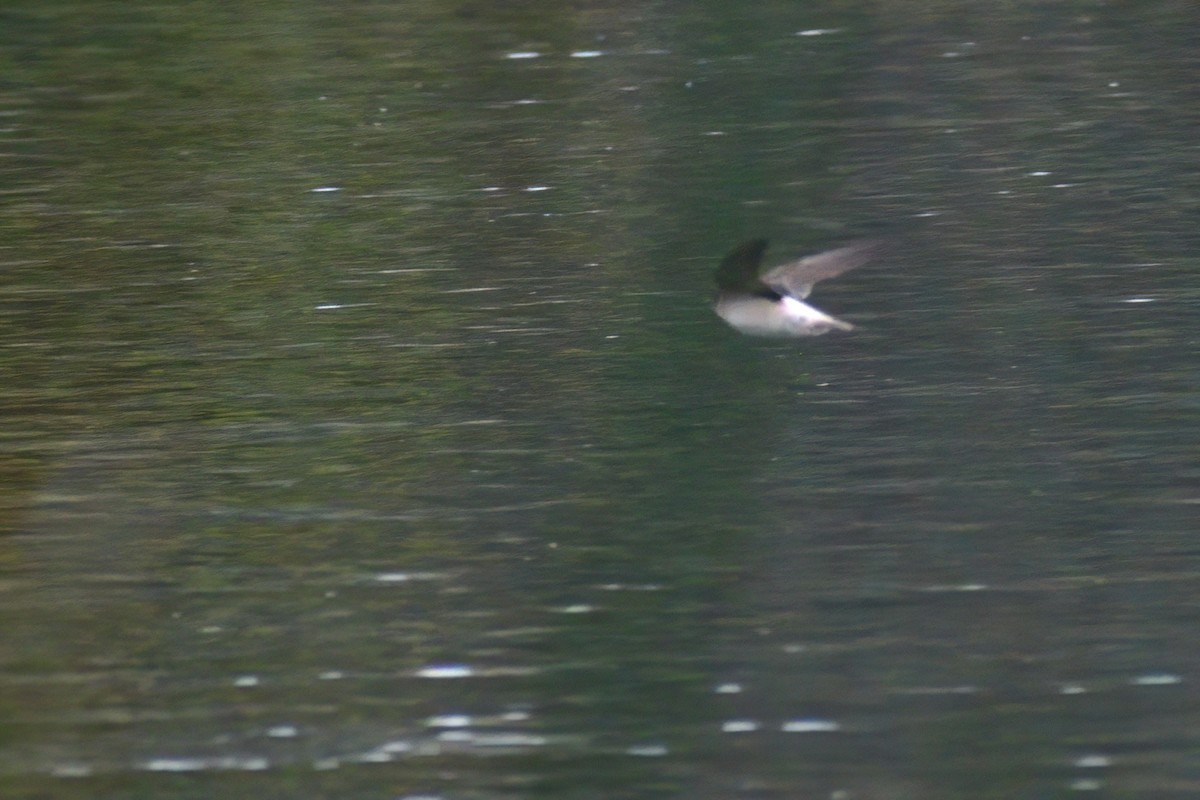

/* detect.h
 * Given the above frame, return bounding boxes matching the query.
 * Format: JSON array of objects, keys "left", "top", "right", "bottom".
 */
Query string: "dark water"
[{"left": 2, "top": 2, "right": 1199, "bottom": 798}]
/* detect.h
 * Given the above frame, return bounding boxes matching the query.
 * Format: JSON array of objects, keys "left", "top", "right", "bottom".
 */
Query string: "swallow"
[{"left": 713, "top": 239, "right": 881, "bottom": 336}]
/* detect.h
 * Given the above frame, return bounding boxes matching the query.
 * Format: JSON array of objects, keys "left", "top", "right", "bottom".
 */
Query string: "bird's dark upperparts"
[{"left": 713, "top": 239, "right": 882, "bottom": 337}]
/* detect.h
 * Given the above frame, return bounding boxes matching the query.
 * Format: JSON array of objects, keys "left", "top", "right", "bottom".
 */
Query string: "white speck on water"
[
  {"left": 598, "top": 582, "right": 662, "bottom": 591},
  {"left": 627, "top": 743, "right": 669, "bottom": 756},
  {"left": 234, "top": 675, "right": 260, "bottom": 688},
  {"left": 267, "top": 725, "right": 298, "bottom": 738},
  {"left": 558, "top": 604, "right": 594, "bottom": 613},
  {"left": 311, "top": 186, "right": 341, "bottom": 193},
  {"left": 472, "top": 733, "right": 547, "bottom": 747},
  {"left": 1028, "top": 170, "right": 1052, "bottom": 176},
  {"left": 715, "top": 683, "right": 743, "bottom": 694},
  {"left": 571, "top": 50, "right": 604, "bottom": 58},
  {"left": 141, "top": 758, "right": 206, "bottom": 772},
  {"left": 141, "top": 756, "right": 269, "bottom": 772},
  {"left": 506, "top": 51, "right": 541, "bottom": 59},
  {"left": 418, "top": 664, "right": 474, "bottom": 678},
  {"left": 1060, "top": 684, "right": 1087, "bottom": 695},
  {"left": 318, "top": 670, "right": 345, "bottom": 680},
  {"left": 721, "top": 719, "right": 760, "bottom": 733},
  {"left": 351, "top": 740, "right": 413, "bottom": 763},
  {"left": 1132, "top": 673, "right": 1181, "bottom": 686},
  {"left": 525, "top": 185, "right": 550, "bottom": 192},
  {"left": 1075, "top": 754, "right": 1112, "bottom": 768},
  {"left": 703, "top": 130, "right": 726, "bottom": 136},
  {"left": 897, "top": 685, "right": 979, "bottom": 696},
  {"left": 427, "top": 714, "right": 472, "bottom": 728},
  {"left": 1123, "top": 297, "right": 1154, "bottom": 303},
  {"left": 782, "top": 719, "right": 841, "bottom": 733},
  {"left": 1109, "top": 81, "right": 1120, "bottom": 87},
  {"left": 796, "top": 28, "right": 841, "bottom": 36}
]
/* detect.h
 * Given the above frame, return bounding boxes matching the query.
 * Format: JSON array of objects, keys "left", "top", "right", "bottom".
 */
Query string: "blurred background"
[{"left": 1, "top": 1, "right": 1198, "bottom": 798}]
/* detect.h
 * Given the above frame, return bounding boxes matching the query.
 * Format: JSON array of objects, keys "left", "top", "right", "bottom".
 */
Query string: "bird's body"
[
  {"left": 712, "top": 239, "right": 880, "bottom": 337},
  {"left": 714, "top": 293, "right": 853, "bottom": 337}
]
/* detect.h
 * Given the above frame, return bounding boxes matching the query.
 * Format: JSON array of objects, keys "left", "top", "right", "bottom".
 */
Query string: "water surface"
[{"left": 2, "top": 2, "right": 1199, "bottom": 798}]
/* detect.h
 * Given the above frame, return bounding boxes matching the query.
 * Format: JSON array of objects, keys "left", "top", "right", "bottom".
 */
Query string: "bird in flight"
[{"left": 713, "top": 239, "right": 881, "bottom": 336}]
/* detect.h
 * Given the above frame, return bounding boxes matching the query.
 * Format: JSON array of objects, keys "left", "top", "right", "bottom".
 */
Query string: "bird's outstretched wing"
[
  {"left": 714, "top": 239, "right": 770, "bottom": 292},
  {"left": 759, "top": 240, "right": 883, "bottom": 299}
]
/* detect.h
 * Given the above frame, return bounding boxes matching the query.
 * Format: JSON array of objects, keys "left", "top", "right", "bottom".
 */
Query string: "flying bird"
[{"left": 713, "top": 239, "right": 881, "bottom": 336}]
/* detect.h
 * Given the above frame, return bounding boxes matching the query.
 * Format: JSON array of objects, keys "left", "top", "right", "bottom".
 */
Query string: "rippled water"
[{"left": 2, "top": 2, "right": 1199, "bottom": 799}]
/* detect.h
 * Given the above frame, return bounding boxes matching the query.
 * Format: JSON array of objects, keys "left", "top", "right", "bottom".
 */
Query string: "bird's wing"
[
  {"left": 759, "top": 240, "right": 883, "bottom": 299},
  {"left": 714, "top": 239, "right": 770, "bottom": 292}
]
